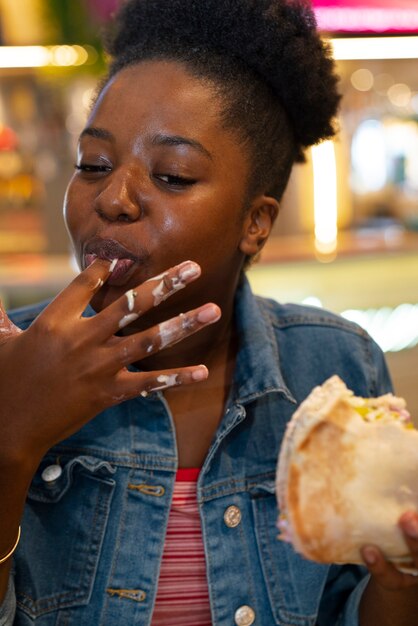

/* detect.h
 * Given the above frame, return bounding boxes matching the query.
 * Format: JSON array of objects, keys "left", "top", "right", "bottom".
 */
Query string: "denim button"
[
  {"left": 234, "top": 605, "right": 255, "bottom": 625},
  {"left": 224, "top": 505, "right": 242, "bottom": 528},
  {"left": 41, "top": 464, "right": 62, "bottom": 483}
]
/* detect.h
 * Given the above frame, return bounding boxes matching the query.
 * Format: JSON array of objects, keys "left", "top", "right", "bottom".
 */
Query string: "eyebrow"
[
  {"left": 79, "top": 127, "right": 115, "bottom": 142},
  {"left": 150, "top": 133, "right": 213, "bottom": 161},
  {"left": 79, "top": 127, "right": 213, "bottom": 161}
]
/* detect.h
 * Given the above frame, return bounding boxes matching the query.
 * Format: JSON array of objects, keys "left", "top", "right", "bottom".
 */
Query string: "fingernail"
[
  {"left": 197, "top": 304, "right": 221, "bottom": 324},
  {"left": 178, "top": 261, "right": 200, "bottom": 282},
  {"left": 363, "top": 547, "right": 377, "bottom": 565},
  {"left": 109, "top": 258, "right": 118, "bottom": 273},
  {"left": 192, "top": 365, "right": 208, "bottom": 381}
]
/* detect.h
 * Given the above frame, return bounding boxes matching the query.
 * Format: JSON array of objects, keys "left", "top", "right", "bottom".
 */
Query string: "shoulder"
[
  {"left": 257, "top": 296, "right": 368, "bottom": 336},
  {"left": 8, "top": 300, "right": 52, "bottom": 330},
  {"left": 255, "top": 295, "right": 392, "bottom": 398}
]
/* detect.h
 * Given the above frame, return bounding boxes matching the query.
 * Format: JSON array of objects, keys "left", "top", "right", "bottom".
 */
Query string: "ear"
[{"left": 239, "top": 195, "right": 279, "bottom": 257}]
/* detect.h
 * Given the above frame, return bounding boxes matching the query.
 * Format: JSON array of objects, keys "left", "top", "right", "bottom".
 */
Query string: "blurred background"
[{"left": 0, "top": 0, "right": 417, "bottom": 415}]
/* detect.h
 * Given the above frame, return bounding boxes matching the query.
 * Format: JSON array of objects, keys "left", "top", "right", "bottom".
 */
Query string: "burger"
[{"left": 276, "top": 375, "right": 418, "bottom": 572}]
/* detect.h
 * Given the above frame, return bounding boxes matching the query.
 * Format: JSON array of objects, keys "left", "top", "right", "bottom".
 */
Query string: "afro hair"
[{"left": 103, "top": 0, "right": 341, "bottom": 201}]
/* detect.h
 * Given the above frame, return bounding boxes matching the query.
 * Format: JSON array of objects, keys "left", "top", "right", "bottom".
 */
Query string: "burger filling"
[{"left": 349, "top": 395, "right": 413, "bottom": 428}]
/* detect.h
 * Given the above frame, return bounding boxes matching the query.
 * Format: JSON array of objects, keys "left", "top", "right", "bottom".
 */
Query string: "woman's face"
[{"left": 64, "top": 60, "right": 257, "bottom": 315}]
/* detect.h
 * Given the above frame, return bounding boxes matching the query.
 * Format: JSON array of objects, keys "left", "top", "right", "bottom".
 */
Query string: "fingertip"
[
  {"left": 82, "top": 257, "right": 115, "bottom": 287},
  {"left": 191, "top": 365, "right": 209, "bottom": 382},
  {"left": 178, "top": 260, "right": 201, "bottom": 282},
  {"left": 399, "top": 511, "right": 418, "bottom": 539},
  {"left": 362, "top": 546, "right": 379, "bottom": 567},
  {"left": 399, "top": 510, "right": 418, "bottom": 524},
  {"left": 196, "top": 303, "right": 222, "bottom": 324}
]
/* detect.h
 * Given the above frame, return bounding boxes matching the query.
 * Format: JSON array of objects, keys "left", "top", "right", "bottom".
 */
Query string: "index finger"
[
  {"left": 44, "top": 258, "right": 114, "bottom": 318},
  {"left": 92, "top": 260, "right": 201, "bottom": 338}
]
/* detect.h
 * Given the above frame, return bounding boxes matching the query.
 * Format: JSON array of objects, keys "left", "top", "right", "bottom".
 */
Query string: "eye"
[
  {"left": 155, "top": 174, "right": 196, "bottom": 187},
  {"left": 74, "top": 163, "right": 112, "bottom": 175}
]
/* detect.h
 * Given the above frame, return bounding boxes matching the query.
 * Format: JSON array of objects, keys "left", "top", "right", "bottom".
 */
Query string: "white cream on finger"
[
  {"left": 158, "top": 312, "right": 199, "bottom": 348},
  {"left": 152, "top": 275, "right": 170, "bottom": 306},
  {"left": 149, "top": 374, "right": 179, "bottom": 392},
  {"left": 146, "top": 270, "right": 167, "bottom": 283},
  {"left": 158, "top": 319, "right": 180, "bottom": 349},
  {"left": 152, "top": 274, "right": 187, "bottom": 306},
  {"left": 150, "top": 262, "right": 200, "bottom": 307},
  {"left": 125, "top": 289, "right": 137, "bottom": 312},
  {"left": 118, "top": 313, "right": 140, "bottom": 329}
]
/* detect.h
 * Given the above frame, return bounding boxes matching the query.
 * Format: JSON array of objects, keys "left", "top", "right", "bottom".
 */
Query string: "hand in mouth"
[{"left": 84, "top": 238, "right": 143, "bottom": 287}]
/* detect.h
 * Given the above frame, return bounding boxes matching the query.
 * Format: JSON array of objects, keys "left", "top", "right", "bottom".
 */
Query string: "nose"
[{"left": 94, "top": 166, "right": 142, "bottom": 223}]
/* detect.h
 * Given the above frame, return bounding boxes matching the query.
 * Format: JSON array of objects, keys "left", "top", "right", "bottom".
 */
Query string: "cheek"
[
  {"left": 63, "top": 179, "right": 87, "bottom": 251},
  {"left": 63, "top": 178, "right": 76, "bottom": 229},
  {"left": 160, "top": 207, "right": 244, "bottom": 272},
  {"left": 158, "top": 206, "right": 219, "bottom": 248}
]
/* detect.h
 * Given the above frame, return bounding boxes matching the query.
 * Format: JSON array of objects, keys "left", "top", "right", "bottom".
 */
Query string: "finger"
[
  {"left": 362, "top": 546, "right": 418, "bottom": 590},
  {"left": 0, "top": 299, "right": 22, "bottom": 343},
  {"left": 114, "top": 302, "right": 221, "bottom": 364},
  {"left": 92, "top": 260, "right": 201, "bottom": 338},
  {"left": 399, "top": 511, "right": 418, "bottom": 572},
  {"left": 112, "top": 364, "right": 209, "bottom": 403},
  {"left": 44, "top": 258, "right": 115, "bottom": 318}
]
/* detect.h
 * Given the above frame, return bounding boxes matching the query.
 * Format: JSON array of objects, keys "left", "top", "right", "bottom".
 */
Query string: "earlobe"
[{"left": 239, "top": 196, "right": 279, "bottom": 257}]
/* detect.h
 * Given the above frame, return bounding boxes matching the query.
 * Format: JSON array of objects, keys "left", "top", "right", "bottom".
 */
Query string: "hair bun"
[{"left": 107, "top": 0, "right": 339, "bottom": 150}]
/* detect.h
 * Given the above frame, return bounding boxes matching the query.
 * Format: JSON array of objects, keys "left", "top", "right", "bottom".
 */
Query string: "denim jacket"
[{"left": 1, "top": 276, "right": 392, "bottom": 626}]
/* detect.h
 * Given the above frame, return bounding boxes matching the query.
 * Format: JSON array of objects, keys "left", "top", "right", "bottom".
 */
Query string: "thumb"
[{"left": 0, "top": 299, "right": 22, "bottom": 343}]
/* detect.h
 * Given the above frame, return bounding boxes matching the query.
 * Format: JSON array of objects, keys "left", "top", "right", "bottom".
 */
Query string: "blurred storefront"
[
  {"left": 0, "top": 0, "right": 417, "bottom": 413},
  {"left": 0, "top": 0, "right": 109, "bottom": 261},
  {"left": 261, "top": 1, "right": 418, "bottom": 415}
]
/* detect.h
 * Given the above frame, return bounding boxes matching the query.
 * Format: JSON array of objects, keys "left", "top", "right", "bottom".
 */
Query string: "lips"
[
  {"left": 84, "top": 237, "right": 143, "bottom": 287},
  {"left": 86, "top": 254, "right": 135, "bottom": 283}
]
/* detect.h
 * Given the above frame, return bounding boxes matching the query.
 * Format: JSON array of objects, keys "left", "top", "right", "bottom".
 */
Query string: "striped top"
[{"left": 151, "top": 468, "right": 212, "bottom": 625}]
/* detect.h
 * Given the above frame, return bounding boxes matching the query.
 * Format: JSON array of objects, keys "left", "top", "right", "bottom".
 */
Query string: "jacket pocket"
[
  {"left": 15, "top": 454, "right": 116, "bottom": 619},
  {"left": 250, "top": 479, "right": 329, "bottom": 626}
]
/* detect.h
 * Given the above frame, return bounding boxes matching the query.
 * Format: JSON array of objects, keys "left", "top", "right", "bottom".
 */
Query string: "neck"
[{"left": 130, "top": 272, "right": 243, "bottom": 372}]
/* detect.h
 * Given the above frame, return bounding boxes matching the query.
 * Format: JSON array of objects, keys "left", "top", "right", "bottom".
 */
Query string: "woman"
[{"left": 0, "top": 0, "right": 417, "bottom": 624}]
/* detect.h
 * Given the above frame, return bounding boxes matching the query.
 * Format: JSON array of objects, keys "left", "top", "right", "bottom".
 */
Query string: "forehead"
[{"left": 87, "top": 61, "right": 227, "bottom": 149}]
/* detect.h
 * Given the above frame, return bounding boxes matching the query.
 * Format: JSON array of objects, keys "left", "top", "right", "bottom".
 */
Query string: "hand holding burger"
[{"left": 276, "top": 375, "right": 418, "bottom": 573}]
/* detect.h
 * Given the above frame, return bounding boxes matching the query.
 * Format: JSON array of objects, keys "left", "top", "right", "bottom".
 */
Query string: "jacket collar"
[{"left": 232, "top": 275, "right": 296, "bottom": 406}]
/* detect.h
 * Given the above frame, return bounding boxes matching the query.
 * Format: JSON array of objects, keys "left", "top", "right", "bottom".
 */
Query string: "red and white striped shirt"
[{"left": 151, "top": 468, "right": 212, "bottom": 625}]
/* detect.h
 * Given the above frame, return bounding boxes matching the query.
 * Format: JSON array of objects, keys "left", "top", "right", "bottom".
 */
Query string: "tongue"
[
  {"left": 85, "top": 253, "right": 98, "bottom": 267},
  {"left": 109, "top": 258, "right": 135, "bottom": 281}
]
